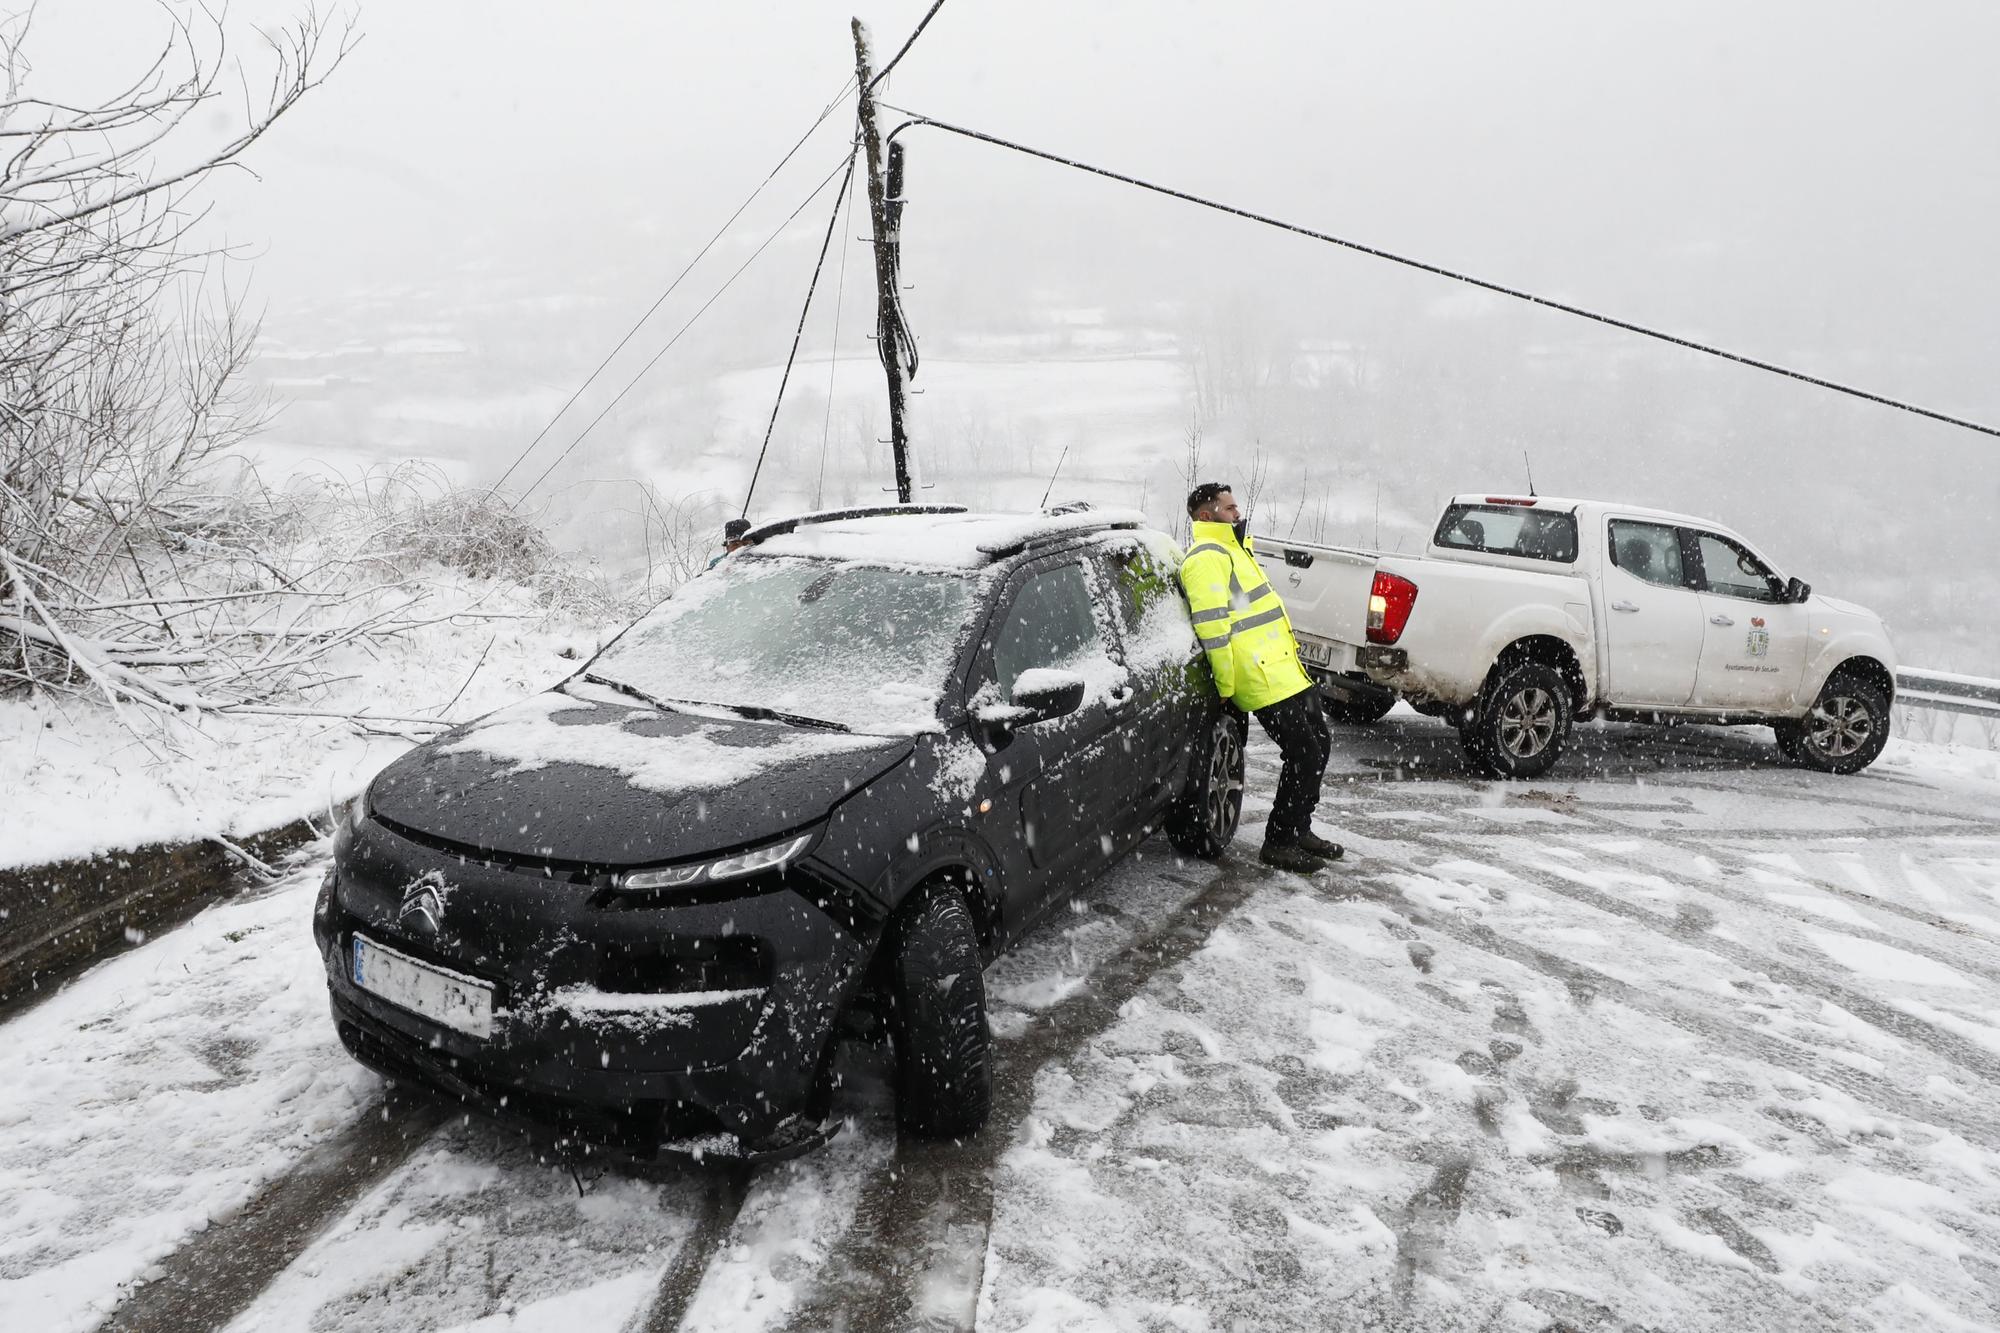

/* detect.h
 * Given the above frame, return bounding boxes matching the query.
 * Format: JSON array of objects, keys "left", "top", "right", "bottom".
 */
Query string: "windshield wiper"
[
  {"left": 577, "top": 674, "right": 687, "bottom": 714},
  {"left": 578, "top": 676, "right": 850, "bottom": 732},
  {"left": 703, "top": 701, "right": 852, "bottom": 732}
]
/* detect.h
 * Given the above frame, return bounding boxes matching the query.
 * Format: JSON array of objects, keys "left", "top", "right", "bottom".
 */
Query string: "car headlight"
[{"left": 615, "top": 833, "right": 814, "bottom": 894}]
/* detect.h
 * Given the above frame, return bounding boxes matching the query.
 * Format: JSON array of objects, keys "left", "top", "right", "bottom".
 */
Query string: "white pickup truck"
[{"left": 1254, "top": 495, "right": 1898, "bottom": 778}]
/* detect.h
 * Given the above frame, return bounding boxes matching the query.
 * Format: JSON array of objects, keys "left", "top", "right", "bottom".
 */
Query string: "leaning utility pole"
[{"left": 851, "top": 18, "right": 914, "bottom": 503}]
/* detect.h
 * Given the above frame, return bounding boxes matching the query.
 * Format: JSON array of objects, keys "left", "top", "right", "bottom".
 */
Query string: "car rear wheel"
[
  {"left": 1777, "top": 672, "right": 1890, "bottom": 775},
  {"left": 1166, "top": 711, "right": 1246, "bottom": 858},
  {"left": 1464, "top": 661, "right": 1572, "bottom": 779},
  {"left": 1322, "top": 690, "right": 1396, "bottom": 724},
  {"left": 887, "top": 888, "right": 992, "bottom": 1140}
]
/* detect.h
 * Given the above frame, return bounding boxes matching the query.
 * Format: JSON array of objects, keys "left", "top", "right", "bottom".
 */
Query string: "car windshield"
[{"left": 587, "top": 557, "right": 977, "bottom": 735}]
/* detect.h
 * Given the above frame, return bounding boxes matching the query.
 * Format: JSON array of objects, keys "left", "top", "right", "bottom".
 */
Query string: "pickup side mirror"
[
  {"left": 972, "top": 668, "right": 1086, "bottom": 748},
  {"left": 1784, "top": 577, "right": 1811, "bottom": 604}
]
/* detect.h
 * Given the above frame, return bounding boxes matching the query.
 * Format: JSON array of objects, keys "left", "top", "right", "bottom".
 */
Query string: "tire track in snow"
[
  {"left": 95, "top": 1091, "right": 449, "bottom": 1333},
  {"left": 1661, "top": 772, "right": 1998, "bottom": 826},
  {"left": 770, "top": 861, "right": 1267, "bottom": 1333},
  {"left": 628, "top": 1164, "right": 754, "bottom": 1333},
  {"left": 1561, "top": 817, "right": 2000, "bottom": 985},
  {"left": 1427, "top": 838, "right": 2000, "bottom": 1090},
  {"left": 1334, "top": 854, "right": 2000, "bottom": 1152}
]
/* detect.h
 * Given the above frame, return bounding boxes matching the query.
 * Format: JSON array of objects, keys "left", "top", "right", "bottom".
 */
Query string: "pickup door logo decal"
[{"left": 1746, "top": 617, "right": 1770, "bottom": 659}]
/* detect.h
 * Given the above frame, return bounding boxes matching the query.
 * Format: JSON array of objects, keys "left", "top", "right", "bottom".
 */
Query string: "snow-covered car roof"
[
  {"left": 1448, "top": 494, "right": 1742, "bottom": 535},
  {"left": 745, "top": 505, "right": 1153, "bottom": 570}
]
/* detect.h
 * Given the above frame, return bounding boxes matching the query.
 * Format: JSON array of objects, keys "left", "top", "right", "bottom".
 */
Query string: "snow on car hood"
[{"left": 368, "top": 691, "right": 911, "bottom": 865}]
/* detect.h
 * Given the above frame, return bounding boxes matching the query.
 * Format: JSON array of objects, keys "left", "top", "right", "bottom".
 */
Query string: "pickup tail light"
[{"left": 1366, "top": 572, "right": 1419, "bottom": 645}]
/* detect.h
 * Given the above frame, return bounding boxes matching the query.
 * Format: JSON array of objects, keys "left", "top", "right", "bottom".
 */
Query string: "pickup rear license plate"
[
  {"left": 1296, "top": 636, "right": 1338, "bottom": 669},
  {"left": 352, "top": 933, "right": 494, "bottom": 1039}
]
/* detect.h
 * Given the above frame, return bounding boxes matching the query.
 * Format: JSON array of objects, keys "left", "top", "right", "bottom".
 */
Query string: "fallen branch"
[{"left": 211, "top": 834, "right": 280, "bottom": 881}]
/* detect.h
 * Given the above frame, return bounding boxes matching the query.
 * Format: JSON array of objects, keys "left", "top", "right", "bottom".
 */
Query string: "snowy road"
[{"left": 3, "top": 717, "right": 1998, "bottom": 1331}]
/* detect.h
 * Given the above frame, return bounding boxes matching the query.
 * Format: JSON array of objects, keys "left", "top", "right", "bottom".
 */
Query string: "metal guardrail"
[{"left": 1896, "top": 668, "right": 2000, "bottom": 719}]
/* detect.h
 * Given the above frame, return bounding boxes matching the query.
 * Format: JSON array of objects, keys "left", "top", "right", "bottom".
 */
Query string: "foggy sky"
[
  {"left": 51, "top": 0, "right": 2000, "bottom": 387},
  {"left": 34, "top": 1, "right": 2000, "bottom": 666}
]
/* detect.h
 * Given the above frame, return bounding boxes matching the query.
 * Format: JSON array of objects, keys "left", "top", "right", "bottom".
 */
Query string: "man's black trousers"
[{"left": 1253, "top": 687, "right": 1330, "bottom": 845}]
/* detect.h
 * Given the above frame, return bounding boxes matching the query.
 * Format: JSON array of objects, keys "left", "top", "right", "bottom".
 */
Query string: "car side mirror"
[
  {"left": 1784, "top": 577, "right": 1811, "bottom": 604},
  {"left": 999, "top": 669, "right": 1087, "bottom": 725},
  {"left": 972, "top": 669, "right": 1086, "bottom": 748}
]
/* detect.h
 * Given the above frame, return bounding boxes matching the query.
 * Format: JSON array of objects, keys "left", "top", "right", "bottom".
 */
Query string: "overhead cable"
[
  {"left": 815, "top": 152, "right": 860, "bottom": 509},
  {"left": 744, "top": 147, "right": 861, "bottom": 518},
  {"left": 882, "top": 107, "right": 2000, "bottom": 442},
  {"left": 493, "top": 74, "right": 858, "bottom": 495},
  {"left": 514, "top": 153, "right": 857, "bottom": 506},
  {"left": 868, "top": 0, "right": 952, "bottom": 90}
]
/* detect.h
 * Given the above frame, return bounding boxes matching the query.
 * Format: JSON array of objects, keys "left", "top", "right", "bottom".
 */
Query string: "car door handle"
[
  {"left": 1710, "top": 614, "right": 1735, "bottom": 627},
  {"left": 1107, "top": 682, "right": 1136, "bottom": 710},
  {"left": 1611, "top": 600, "right": 1640, "bottom": 613}
]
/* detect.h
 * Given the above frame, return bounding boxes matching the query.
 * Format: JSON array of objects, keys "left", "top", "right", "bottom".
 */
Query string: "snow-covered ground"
[
  {"left": 2, "top": 717, "right": 1998, "bottom": 1330},
  {"left": 0, "top": 581, "right": 609, "bottom": 871}
]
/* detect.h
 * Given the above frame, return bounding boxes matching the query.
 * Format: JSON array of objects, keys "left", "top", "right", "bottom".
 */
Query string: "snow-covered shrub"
[{"left": 363, "top": 467, "right": 554, "bottom": 584}]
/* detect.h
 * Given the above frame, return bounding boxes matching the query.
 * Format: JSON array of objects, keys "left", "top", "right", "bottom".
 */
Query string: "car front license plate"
[
  {"left": 1296, "top": 635, "right": 1337, "bottom": 669},
  {"left": 352, "top": 934, "right": 494, "bottom": 1040}
]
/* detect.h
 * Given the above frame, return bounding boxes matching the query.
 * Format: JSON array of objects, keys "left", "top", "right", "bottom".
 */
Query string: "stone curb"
[{"left": 0, "top": 816, "right": 328, "bottom": 1013}]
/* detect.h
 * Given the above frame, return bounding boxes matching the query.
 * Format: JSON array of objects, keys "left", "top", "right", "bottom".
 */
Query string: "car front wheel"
[
  {"left": 887, "top": 888, "right": 992, "bottom": 1140},
  {"left": 1166, "top": 711, "right": 1246, "bottom": 858},
  {"left": 1777, "top": 672, "right": 1891, "bottom": 775}
]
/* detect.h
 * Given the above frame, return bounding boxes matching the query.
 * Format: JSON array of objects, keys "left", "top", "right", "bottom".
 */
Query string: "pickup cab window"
[
  {"left": 1691, "top": 531, "right": 1782, "bottom": 603},
  {"left": 1607, "top": 520, "right": 1689, "bottom": 589},
  {"left": 1434, "top": 504, "right": 1577, "bottom": 563}
]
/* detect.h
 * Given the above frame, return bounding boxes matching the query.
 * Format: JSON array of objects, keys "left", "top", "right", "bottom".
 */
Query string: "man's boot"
[
  {"left": 1295, "top": 830, "right": 1345, "bottom": 861},
  {"left": 1259, "top": 839, "right": 1327, "bottom": 873}
]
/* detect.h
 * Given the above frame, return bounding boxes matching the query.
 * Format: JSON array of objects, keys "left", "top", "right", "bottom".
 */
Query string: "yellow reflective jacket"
[{"left": 1179, "top": 520, "right": 1314, "bottom": 713}]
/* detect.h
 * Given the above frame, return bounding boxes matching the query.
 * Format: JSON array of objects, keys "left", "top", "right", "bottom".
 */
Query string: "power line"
[
  {"left": 744, "top": 147, "right": 860, "bottom": 519},
  {"left": 513, "top": 153, "right": 857, "bottom": 506},
  {"left": 815, "top": 151, "right": 860, "bottom": 510},
  {"left": 492, "top": 75, "right": 857, "bottom": 494},
  {"left": 868, "top": 0, "right": 952, "bottom": 90},
  {"left": 881, "top": 107, "right": 2000, "bottom": 443}
]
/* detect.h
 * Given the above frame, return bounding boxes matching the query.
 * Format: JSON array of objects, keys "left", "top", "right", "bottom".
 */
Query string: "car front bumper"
[{"left": 313, "top": 816, "right": 869, "bottom": 1151}]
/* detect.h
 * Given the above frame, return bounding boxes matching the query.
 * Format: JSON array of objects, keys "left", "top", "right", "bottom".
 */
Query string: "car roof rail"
[
  {"left": 742, "top": 504, "right": 970, "bottom": 545},
  {"left": 978, "top": 506, "right": 1144, "bottom": 560}
]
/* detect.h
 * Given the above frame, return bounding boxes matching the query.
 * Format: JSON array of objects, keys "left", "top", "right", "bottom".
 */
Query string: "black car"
[{"left": 314, "top": 505, "right": 1245, "bottom": 1158}]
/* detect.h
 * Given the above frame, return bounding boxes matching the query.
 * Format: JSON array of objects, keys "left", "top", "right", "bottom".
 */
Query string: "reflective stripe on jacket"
[{"left": 1179, "top": 519, "right": 1314, "bottom": 713}]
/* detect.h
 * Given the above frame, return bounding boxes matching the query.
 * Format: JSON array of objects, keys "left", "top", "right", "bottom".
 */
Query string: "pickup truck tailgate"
[{"left": 1251, "top": 537, "right": 1376, "bottom": 651}]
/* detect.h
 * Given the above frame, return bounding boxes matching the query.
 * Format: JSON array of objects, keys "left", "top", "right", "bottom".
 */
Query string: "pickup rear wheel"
[
  {"left": 1778, "top": 672, "right": 1890, "bottom": 775},
  {"left": 1465, "top": 661, "right": 1573, "bottom": 779},
  {"left": 1322, "top": 690, "right": 1396, "bottom": 724}
]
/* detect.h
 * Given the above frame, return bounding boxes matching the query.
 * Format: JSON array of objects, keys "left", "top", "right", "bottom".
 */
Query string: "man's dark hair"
[
  {"left": 723, "top": 517, "right": 752, "bottom": 541},
  {"left": 1186, "top": 481, "right": 1233, "bottom": 518}
]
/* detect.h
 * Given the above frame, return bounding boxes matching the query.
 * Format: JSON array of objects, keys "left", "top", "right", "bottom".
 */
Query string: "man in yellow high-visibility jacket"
[{"left": 1181, "top": 482, "right": 1343, "bottom": 872}]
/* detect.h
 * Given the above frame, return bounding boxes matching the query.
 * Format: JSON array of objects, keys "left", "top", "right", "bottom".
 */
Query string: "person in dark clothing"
[
  {"left": 1180, "top": 482, "right": 1343, "bottom": 872},
  {"left": 1256, "top": 682, "right": 1335, "bottom": 858}
]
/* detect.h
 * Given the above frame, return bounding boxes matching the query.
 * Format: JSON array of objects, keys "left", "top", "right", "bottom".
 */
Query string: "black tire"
[
  {"left": 1464, "top": 661, "right": 1573, "bottom": 779},
  {"left": 1779, "top": 672, "right": 1891, "bottom": 775},
  {"left": 1322, "top": 690, "right": 1396, "bottom": 724},
  {"left": 1166, "top": 710, "right": 1246, "bottom": 858},
  {"left": 886, "top": 888, "right": 991, "bottom": 1140}
]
